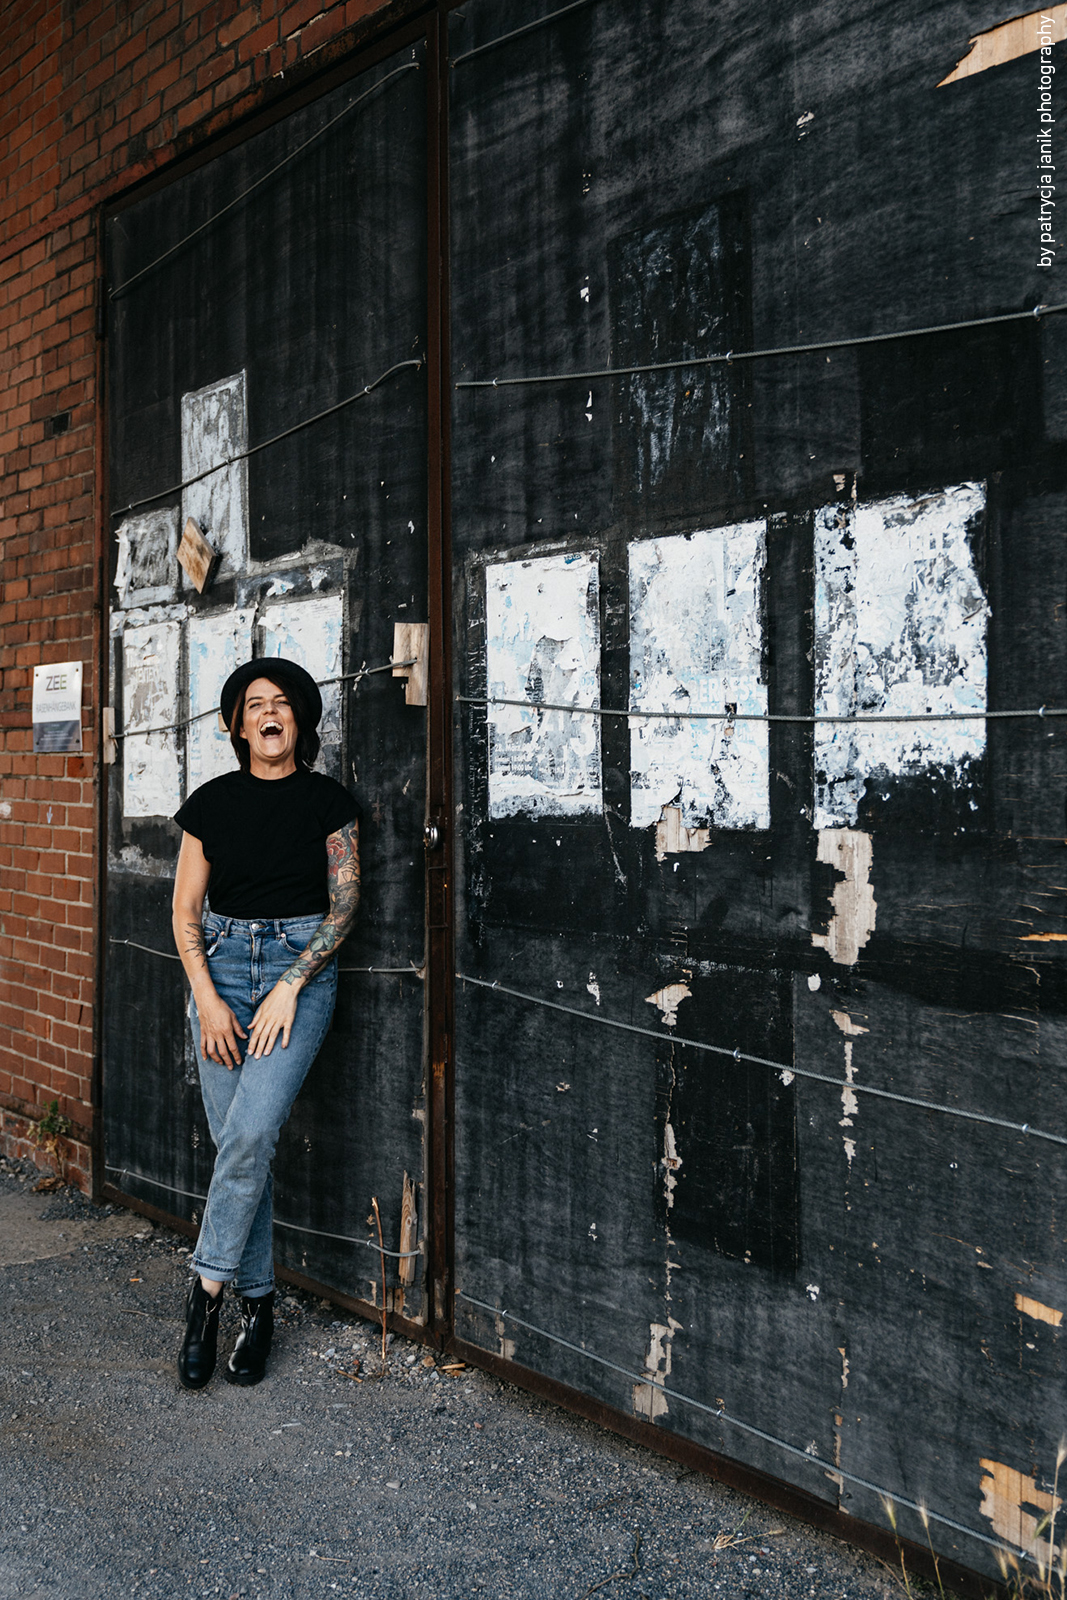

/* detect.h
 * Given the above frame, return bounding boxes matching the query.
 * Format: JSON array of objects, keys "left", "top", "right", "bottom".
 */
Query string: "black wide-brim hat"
[{"left": 220, "top": 658, "right": 323, "bottom": 730}]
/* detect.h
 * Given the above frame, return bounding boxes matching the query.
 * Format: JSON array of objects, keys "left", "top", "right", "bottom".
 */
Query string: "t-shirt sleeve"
[
  {"left": 321, "top": 778, "right": 360, "bottom": 837},
  {"left": 173, "top": 786, "right": 205, "bottom": 839}
]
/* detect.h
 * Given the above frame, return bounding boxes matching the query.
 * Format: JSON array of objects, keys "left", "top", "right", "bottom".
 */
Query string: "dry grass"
[{"left": 880, "top": 1440, "right": 1067, "bottom": 1600}]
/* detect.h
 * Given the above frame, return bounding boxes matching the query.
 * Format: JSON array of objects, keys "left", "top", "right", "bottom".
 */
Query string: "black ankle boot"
[
  {"left": 178, "top": 1279, "right": 223, "bottom": 1390},
  {"left": 224, "top": 1291, "right": 274, "bottom": 1387}
]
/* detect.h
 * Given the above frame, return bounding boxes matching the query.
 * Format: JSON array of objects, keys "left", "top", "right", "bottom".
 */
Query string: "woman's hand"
[
  {"left": 247, "top": 980, "right": 300, "bottom": 1059},
  {"left": 196, "top": 990, "right": 248, "bottom": 1069}
]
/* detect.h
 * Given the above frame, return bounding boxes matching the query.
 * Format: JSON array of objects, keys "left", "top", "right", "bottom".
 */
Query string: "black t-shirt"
[{"left": 174, "top": 769, "right": 359, "bottom": 918}]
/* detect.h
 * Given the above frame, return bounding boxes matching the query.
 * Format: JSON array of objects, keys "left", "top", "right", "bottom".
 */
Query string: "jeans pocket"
[{"left": 204, "top": 928, "right": 226, "bottom": 959}]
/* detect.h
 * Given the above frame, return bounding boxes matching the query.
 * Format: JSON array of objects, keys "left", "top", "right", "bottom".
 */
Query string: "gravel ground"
[{"left": 0, "top": 1158, "right": 925, "bottom": 1600}]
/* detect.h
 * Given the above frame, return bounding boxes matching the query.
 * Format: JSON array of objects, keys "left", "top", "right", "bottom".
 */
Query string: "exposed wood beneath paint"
[
  {"left": 938, "top": 5, "right": 1067, "bottom": 86},
  {"left": 393, "top": 621, "right": 430, "bottom": 707}
]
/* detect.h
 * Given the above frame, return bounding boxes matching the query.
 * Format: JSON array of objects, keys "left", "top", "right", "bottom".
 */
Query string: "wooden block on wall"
[
  {"left": 392, "top": 622, "right": 429, "bottom": 707},
  {"left": 177, "top": 517, "right": 219, "bottom": 593}
]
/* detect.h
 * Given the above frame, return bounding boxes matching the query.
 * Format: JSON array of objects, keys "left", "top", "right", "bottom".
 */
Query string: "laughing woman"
[{"left": 170, "top": 658, "right": 360, "bottom": 1390}]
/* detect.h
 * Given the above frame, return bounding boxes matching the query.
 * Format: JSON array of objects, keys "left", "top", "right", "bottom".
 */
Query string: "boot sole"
[{"left": 223, "top": 1362, "right": 267, "bottom": 1386}]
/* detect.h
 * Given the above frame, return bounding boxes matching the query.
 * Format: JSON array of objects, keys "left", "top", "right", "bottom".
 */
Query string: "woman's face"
[{"left": 239, "top": 677, "right": 299, "bottom": 777}]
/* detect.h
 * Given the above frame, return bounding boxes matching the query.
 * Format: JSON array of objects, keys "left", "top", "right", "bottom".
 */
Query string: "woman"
[{"left": 171, "top": 657, "right": 360, "bottom": 1390}]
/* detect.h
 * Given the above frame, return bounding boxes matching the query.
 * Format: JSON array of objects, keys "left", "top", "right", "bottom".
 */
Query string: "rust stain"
[
  {"left": 1015, "top": 1292, "right": 1063, "bottom": 1326},
  {"left": 939, "top": 6, "right": 1067, "bottom": 86},
  {"left": 979, "top": 1459, "right": 1062, "bottom": 1557}
]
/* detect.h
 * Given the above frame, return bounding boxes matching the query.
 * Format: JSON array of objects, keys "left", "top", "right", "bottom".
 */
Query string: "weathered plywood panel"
[
  {"left": 105, "top": 43, "right": 430, "bottom": 1318},
  {"left": 450, "top": 0, "right": 1067, "bottom": 1580}
]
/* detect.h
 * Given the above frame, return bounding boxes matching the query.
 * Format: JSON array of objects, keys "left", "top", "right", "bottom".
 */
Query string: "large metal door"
[{"left": 102, "top": 31, "right": 436, "bottom": 1325}]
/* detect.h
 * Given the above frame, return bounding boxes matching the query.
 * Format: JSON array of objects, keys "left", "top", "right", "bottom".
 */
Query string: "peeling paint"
[
  {"left": 586, "top": 972, "right": 601, "bottom": 1005},
  {"left": 654, "top": 804, "right": 711, "bottom": 861},
  {"left": 812, "top": 830, "right": 877, "bottom": 966},
  {"left": 629, "top": 523, "right": 769, "bottom": 831},
  {"left": 633, "top": 1318, "right": 682, "bottom": 1421},
  {"left": 186, "top": 610, "right": 253, "bottom": 791},
  {"left": 938, "top": 6, "right": 1067, "bottom": 86},
  {"left": 661, "top": 1122, "right": 683, "bottom": 1209},
  {"left": 813, "top": 483, "right": 988, "bottom": 830},
  {"left": 832, "top": 1009, "right": 869, "bottom": 1143},
  {"left": 645, "top": 983, "right": 692, "bottom": 1028},
  {"left": 122, "top": 621, "right": 182, "bottom": 818},
  {"left": 979, "top": 1459, "right": 1062, "bottom": 1558},
  {"left": 485, "top": 551, "right": 602, "bottom": 818},
  {"left": 181, "top": 371, "right": 249, "bottom": 583},
  {"left": 1015, "top": 1293, "right": 1063, "bottom": 1327},
  {"left": 260, "top": 594, "right": 343, "bottom": 771}
]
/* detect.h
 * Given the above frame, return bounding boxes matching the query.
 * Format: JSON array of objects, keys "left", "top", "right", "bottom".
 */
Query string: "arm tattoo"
[
  {"left": 282, "top": 820, "right": 361, "bottom": 989},
  {"left": 183, "top": 920, "right": 209, "bottom": 970}
]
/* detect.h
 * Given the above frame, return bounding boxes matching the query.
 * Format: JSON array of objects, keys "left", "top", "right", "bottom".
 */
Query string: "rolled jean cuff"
[
  {"left": 239, "top": 1281, "right": 275, "bottom": 1298},
  {"left": 190, "top": 1254, "right": 238, "bottom": 1283}
]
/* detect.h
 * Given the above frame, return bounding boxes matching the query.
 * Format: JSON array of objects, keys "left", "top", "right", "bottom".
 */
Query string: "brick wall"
[{"left": 0, "top": 0, "right": 406, "bottom": 1190}]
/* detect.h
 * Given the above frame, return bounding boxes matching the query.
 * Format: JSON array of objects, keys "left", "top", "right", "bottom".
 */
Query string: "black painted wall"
[
  {"left": 449, "top": 0, "right": 1067, "bottom": 1577},
  {"left": 104, "top": 42, "right": 430, "bottom": 1318}
]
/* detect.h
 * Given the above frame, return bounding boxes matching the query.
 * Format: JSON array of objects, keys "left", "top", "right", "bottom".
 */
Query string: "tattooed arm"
[
  {"left": 246, "top": 820, "right": 360, "bottom": 1059},
  {"left": 172, "top": 832, "right": 247, "bottom": 1068}
]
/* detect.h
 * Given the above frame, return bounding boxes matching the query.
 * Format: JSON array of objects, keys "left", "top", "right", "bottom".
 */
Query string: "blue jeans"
[{"left": 189, "top": 912, "right": 337, "bottom": 1294}]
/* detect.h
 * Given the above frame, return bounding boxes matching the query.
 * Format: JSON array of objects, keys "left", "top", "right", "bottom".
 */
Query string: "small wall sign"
[{"left": 32, "top": 661, "right": 83, "bottom": 753}]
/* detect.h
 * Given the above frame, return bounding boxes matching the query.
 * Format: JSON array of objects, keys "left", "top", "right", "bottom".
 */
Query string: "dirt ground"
[{"left": 0, "top": 1157, "right": 927, "bottom": 1600}]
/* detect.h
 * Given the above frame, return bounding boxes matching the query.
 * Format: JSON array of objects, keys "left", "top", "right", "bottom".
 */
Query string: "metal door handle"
[{"left": 423, "top": 822, "right": 440, "bottom": 850}]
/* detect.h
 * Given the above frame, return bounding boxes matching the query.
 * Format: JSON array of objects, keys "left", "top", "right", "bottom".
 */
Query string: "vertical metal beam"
[
  {"left": 91, "top": 216, "right": 111, "bottom": 1203},
  {"left": 423, "top": 3, "right": 455, "bottom": 1344}
]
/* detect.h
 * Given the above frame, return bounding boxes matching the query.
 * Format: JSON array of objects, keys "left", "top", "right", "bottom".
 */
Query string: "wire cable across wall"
[
  {"left": 103, "top": 1164, "right": 421, "bottom": 1260},
  {"left": 111, "top": 356, "right": 423, "bottom": 520},
  {"left": 460, "top": 693, "right": 1067, "bottom": 727},
  {"left": 455, "top": 1291, "right": 1026, "bottom": 1563},
  {"left": 108, "top": 62, "right": 420, "bottom": 301},
  {"left": 455, "top": 302, "right": 1067, "bottom": 389},
  {"left": 457, "top": 973, "right": 1067, "bottom": 1149},
  {"left": 114, "top": 659, "right": 416, "bottom": 742}
]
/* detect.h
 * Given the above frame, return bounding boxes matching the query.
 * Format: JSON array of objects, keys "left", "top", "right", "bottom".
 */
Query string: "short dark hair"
[{"left": 228, "top": 670, "right": 321, "bottom": 773}]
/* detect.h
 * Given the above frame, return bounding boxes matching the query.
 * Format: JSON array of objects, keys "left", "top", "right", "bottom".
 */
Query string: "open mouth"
[{"left": 261, "top": 721, "right": 283, "bottom": 738}]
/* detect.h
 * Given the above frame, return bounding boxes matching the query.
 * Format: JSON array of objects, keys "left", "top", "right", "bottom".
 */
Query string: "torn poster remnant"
[
  {"left": 485, "top": 551, "right": 602, "bottom": 819},
  {"left": 260, "top": 594, "right": 343, "bottom": 773},
  {"left": 181, "top": 371, "right": 249, "bottom": 583},
  {"left": 813, "top": 483, "right": 988, "bottom": 830},
  {"left": 629, "top": 523, "right": 768, "bottom": 831},
  {"left": 114, "top": 508, "right": 180, "bottom": 609},
  {"left": 186, "top": 610, "right": 253, "bottom": 792},
  {"left": 122, "top": 620, "right": 182, "bottom": 819}
]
